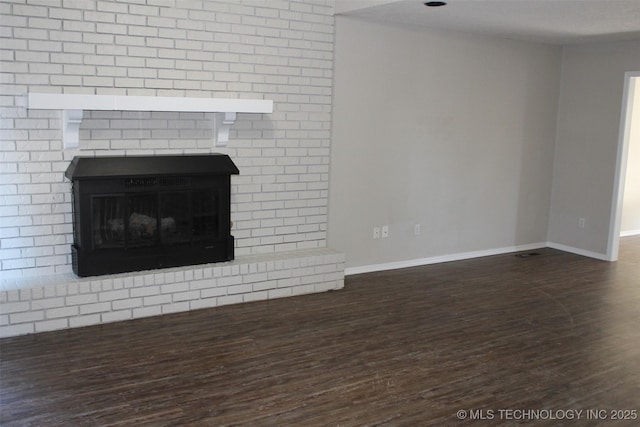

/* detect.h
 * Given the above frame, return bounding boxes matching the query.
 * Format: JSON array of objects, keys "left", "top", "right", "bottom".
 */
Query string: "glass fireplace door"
[
  {"left": 92, "top": 194, "right": 159, "bottom": 249},
  {"left": 127, "top": 193, "right": 158, "bottom": 247},
  {"left": 159, "top": 192, "right": 190, "bottom": 245},
  {"left": 92, "top": 196, "right": 126, "bottom": 249},
  {"left": 160, "top": 190, "right": 219, "bottom": 244},
  {"left": 91, "top": 190, "right": 220, "bottom": 250},
  {"left": 192, "top": 190, "right": 219, "bottom": 241}
]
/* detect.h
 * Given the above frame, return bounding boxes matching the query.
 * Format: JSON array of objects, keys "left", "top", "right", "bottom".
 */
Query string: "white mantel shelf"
[{"left": 27, "top": 93, "right": 273, "bottom": 149}]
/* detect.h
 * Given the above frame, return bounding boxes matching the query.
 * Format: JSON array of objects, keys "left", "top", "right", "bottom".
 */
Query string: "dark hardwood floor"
[{"left": 2, "top": 237, "right": 640, "bottom": 426}]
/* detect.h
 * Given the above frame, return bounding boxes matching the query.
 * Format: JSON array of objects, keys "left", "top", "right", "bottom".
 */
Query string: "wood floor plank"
[{"left": 1, "top": 237, "right": 640, "bottom": 426}]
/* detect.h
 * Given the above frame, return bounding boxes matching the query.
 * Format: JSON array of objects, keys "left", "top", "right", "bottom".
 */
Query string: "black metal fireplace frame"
[{"left": 65, "top": 154, "right": 239, "bottom": 277}]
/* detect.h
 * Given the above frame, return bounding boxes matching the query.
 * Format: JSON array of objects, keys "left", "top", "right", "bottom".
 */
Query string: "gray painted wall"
[
  {"left": 328, "top": 17, "right": 561, "bottom": 269},
  {"left": 548, "top": 41, "right": 640, "bottom": 256}
]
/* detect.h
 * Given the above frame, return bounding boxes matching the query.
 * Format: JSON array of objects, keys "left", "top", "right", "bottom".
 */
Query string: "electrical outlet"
[
  {"left": 373, "top": 226, "right": 380, "bottom": 239},
  {"left": 414, "top": 224, "right": 421, "bottom": 236},
  {"left": 578, "top": 217, "right": 586, "bottom": 228},
  {"left": 381, "top": 225, "right": 389, "bottom": 238}
]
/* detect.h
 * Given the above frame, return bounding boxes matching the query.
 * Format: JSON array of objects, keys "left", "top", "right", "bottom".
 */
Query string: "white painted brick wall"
[
  {"left": 0, "top": 0, "right": 344, "bottom": 335},
  {"left": 0, "top": 248, "right": 345, "bottom": 338},
  {"left": 1, "top": 0, "right": 335, "bottom": 278}
]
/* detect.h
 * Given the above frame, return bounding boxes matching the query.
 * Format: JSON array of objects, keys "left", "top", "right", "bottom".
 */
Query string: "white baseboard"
[
  {"left": 620, "top": 229, "right": 640, "bottom": 237},
  {"left": 344, "top": 242, "right": 547, "bottom": 276},
  {"left": 545, "top": 241, "right": 610, "bottom": 261}
]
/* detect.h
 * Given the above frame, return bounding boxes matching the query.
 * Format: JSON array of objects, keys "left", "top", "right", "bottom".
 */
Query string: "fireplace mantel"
[{"left": 27, "top": 93, "right": 274, "bottom": 149}]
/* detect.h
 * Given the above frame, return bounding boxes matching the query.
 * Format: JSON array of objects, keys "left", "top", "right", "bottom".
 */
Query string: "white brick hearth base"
[{"left": 0, "top": 248, "right": 344, "bottom": 338}]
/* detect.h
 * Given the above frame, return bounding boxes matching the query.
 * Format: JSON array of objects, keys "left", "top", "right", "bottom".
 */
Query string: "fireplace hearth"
[{"left": 65, "top": 154, "right": 239, "bottom": 277}]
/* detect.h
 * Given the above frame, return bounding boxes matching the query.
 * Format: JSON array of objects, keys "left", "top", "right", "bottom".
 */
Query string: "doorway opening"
[{"left": 608, "top": 73, "right": 640, "bottom": 261}]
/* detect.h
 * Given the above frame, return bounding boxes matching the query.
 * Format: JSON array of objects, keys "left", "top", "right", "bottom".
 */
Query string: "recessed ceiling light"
[{"left": 424, "top": 1, "right": 447, "bottom": 6}]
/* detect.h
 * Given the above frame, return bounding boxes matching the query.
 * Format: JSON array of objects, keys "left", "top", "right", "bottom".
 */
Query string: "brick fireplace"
[
  {"left": 0, "top": 0, "right": 345, "bottom": 337},
  {"left": 66, "top": 154, "right": 238, "bottom": 276}
]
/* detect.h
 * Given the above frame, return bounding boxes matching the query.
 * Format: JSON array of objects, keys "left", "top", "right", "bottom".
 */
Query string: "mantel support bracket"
[
  {"left": 63, "top": 109, "right": 83, "bottom": 149},
  {"left": 214, "top": 112, "right": 237, "bottom": 147}
]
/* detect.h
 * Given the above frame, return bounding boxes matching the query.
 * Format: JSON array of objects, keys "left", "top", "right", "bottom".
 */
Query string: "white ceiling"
[{"left": 335, "top": 0, "right": 640, "bottom": 45}]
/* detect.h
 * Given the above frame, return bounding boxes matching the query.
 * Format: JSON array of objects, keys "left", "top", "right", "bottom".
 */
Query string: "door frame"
[{"left": 607, "top": 72, "right": 640, "bottom": 261}]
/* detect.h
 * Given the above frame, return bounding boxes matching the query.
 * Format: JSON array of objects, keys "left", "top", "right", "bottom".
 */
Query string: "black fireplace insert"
[{"left": 65, "top": 154, "right": 239, "bottom": 277}]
